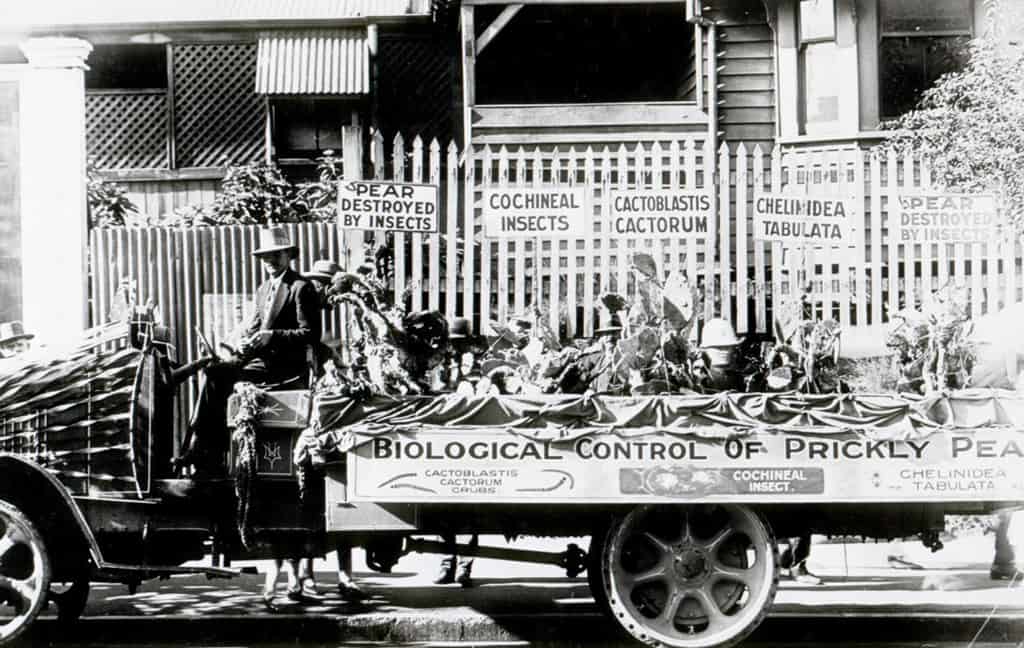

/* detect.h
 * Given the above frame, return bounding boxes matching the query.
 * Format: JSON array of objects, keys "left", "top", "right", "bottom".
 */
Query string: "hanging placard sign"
[
  {"left": 345, "top": 427, "right": 1024, "bottom": 504},
  {"left": 608, "top": 190, "right": 713, "bottom": 238},
  {"left": 753, "top": 193, "right": 853, "bottom": 244},
  {"left": 337, "top": 180, "right": 439, "bottom": 233},
  {"left": 482, "top": 187, "right": 588, "bottom": 238},
  {"left": 896, "top": 193, "right": 1001, "bottom": 244}
]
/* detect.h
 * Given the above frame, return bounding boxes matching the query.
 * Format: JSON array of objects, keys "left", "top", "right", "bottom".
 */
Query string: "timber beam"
[{"left": 476, "top": 4, "right": 523, "bottom": 54}]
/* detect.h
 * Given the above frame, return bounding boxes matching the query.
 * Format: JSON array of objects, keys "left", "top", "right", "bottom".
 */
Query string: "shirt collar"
[{"left": 268, "top": 269, "right": 287, "bottom": 289}]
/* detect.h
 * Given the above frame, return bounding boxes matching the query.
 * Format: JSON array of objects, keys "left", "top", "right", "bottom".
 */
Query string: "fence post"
[{"left": 341, "top": 126, "right": 365, "bottom": 270}]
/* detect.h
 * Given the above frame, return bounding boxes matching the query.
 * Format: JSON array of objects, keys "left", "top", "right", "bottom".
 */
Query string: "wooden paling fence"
[
  {"left": 89, "top": 132, "right": 1024, "bottom": 444},
  {"left": 89, "top": 223, "right": 345, "bottom": 447}
]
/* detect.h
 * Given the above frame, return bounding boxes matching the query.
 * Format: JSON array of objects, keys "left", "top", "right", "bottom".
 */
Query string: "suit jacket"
[{"left": 244, "top": 268, "right": 322, "bottom": 382}]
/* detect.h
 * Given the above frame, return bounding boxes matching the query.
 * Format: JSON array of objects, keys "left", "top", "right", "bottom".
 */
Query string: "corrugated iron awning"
[{"left": 256, "top": 29, "right": 369, "bottom": 95}]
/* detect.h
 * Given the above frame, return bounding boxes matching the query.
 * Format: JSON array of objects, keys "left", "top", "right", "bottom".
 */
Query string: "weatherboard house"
[{"left": 0, "top": 0, "right": 1022, "bottom": 348}]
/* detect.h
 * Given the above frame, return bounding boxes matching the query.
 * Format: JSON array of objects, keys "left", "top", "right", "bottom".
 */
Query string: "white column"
[
  {"left": 835, "top": 0, "right": 861, "bottom": 134},
  {"left": 18, "top": 37, "right": 92, "bottom": 345},
  {"left": 775, "top": 1, "right": 800, "bottom": 139}
]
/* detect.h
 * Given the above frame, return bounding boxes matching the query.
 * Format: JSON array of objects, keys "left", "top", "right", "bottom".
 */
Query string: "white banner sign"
[
  {"left": 608, "top": 190, "right": 713, "bottom": 237},
  {"left": 482, "top": 188, "right": 587, "bottom": 238},
  {"left": 337, "top": 180, "right": 439, "bottom": 233},
  {"left": 896, "top": 193, "right": 1001, "bottom": 244},
  {"left": 347, "top": 429, "right": 1024, "bottom": 504},
  {"left": 753, "top": 193, "right": 853, "bottom": 244}
]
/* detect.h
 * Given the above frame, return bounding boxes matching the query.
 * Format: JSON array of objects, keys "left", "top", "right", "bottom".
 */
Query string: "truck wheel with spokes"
[
  {"left": 601, "top": 504, "right": 778, "bottom": 648},
  {"left": 0, "top": 500, "right": 51, "bottom": 645}
]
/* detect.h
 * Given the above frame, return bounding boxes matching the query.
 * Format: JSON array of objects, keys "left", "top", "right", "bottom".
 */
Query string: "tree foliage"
[
  {"left": 165, "top": 152, "right": 345, "bottom": 227},
  {"left": 879, "top": 3, "right": 1024, "bottom": 229},
  {"left": 86, "top": 162, "right": 138, "bottom": 227}
]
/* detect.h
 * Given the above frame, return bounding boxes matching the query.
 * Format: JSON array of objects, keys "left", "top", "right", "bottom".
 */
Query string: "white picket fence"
[{"left": 92, "top": 132, "right": 1024, "bottom": 355}]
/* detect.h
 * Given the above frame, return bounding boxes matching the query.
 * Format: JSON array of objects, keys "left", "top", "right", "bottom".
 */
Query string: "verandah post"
[
  {"left": 341, "top": 126, "right": 366, "bottom": 271},
  {"left": 340, "top": 125, "right": 366, "bottom": 363}
]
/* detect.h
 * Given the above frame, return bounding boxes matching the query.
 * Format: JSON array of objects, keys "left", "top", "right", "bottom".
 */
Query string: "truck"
[{"left": 0, "top": 329, "right": 1020, "bottom": 648}]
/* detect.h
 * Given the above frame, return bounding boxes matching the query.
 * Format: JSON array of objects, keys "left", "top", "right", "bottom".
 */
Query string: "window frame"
[
  {"left": 467, "top": 2, "right": 708, "bottom": 134},
  {"left": 84, "top": 43, "right": 170, "bottom": 91},
  {"left": 876, "top": 0, "right": 974, "bottom": 120},
  {"left": 269, "top": 97, "right": 362, "bottom": 165}
]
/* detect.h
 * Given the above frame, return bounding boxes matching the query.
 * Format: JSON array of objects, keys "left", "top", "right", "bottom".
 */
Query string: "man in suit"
[
  {"left": 179, "top": 226, "right": 321, "bottom": 476},
  {"left": 237, "top": 227, "right": 321, "bottom": 383}
]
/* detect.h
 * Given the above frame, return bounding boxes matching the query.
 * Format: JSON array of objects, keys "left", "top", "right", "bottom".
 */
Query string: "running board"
[{"left": 94, "top": 561, "right": 242, "bottom": 581}]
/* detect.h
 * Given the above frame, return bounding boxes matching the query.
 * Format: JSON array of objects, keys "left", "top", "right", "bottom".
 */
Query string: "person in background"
[
  {"left": 261, "top": 557, "right": 303, "bottom": 610},
  {"left": 705, "top": 313, "right": 824, "bottom": 588},
  {"left": 298, "top": 259, "right": 367, "bottom": 601},
  {"left": 991, "top": 510, "right": 1020, "bottom": 582},
  {"left": 779, "top": 535, "right": 821, "bottom": 585},
  {"left": 435, "top": 317, "right": 480, "bottom": 587},
  {"left": 961, "top": 306, "right": 1023, "bottom": 582},
  {"left": 436, "top": 533, "right": 477, "bottom": 588},
  {"left": 697, "top": 318, "right": 744, "bottom": 391},
  {"left": 0, "top": 321, "right": 33, "bottom": 359}
]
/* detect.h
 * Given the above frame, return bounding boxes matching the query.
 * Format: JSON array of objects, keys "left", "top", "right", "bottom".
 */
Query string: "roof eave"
[{"left": 10, "top": 13, "right": 431, "bottom": 37}]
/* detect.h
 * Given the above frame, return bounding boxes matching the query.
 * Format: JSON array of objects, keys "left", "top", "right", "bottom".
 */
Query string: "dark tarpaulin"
[{"left": 299, "top": 391, "right": 1024, "bottom": 463}]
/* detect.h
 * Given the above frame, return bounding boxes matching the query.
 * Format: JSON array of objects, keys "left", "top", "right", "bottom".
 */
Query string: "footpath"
[{"left": 28, "top": 534, "right": 1024, "bottom": 645}]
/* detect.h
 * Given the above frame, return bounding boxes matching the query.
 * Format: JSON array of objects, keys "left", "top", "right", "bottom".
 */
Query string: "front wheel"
[
  {"left": 601, "top": 505, "right": 778, "bottom": 648},
  {"left": 0, "top": 501, "right": 51, "bottom": 645}
]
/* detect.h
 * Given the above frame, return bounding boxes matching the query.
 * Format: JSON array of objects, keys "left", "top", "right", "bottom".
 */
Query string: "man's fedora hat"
[
  {"left": 0, "top": 321, "right": 33, "bottom": 345},
  {"left": 594, "top": 312, "right": 624, "bottom": 338},
  {"left": 305, "top": 259, "right": 342, "bottom": 283},
  {"left": 253, "top": 225, "right": 299, "bottom": 257}
]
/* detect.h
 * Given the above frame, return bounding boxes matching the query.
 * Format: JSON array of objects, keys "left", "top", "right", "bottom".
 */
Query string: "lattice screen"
[
  {"left": 172, "top": 43, "right": 265, "bottom": 168},
  {"left": 85, "top": 91, "right": 169, "bottom": 170},
  {"left": 377, "top": 35, "right": 453, "bottom": 144}
]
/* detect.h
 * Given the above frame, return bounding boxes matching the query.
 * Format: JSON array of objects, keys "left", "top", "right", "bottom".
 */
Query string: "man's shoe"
[
  {"left": 337, "top": 580, "right": 367, "bottom": 601},
  {"left": 990, "top": 563, "right": 1022, "bottom": 581},
  {"left": 434, "top": 557, "right": 456, "bottom": 584},
  {"left": 456, "top": 560, "right": 474, "bottom": 588},
  {"left": 791, "top": 562, "right": 822, "bottom": 586},
  {"left": 286, "top": 585, "right": 309, "bottom": 602},
  {"left": 261, "top": 589, "right": 277, "bottom": 612},
  {"left": 300, "top": 578, "right": 319, "bottom": 598}
]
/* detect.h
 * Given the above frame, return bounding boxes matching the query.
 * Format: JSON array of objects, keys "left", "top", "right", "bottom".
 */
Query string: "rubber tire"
[
  {"left": 53, "top": 577, "right": 90, "bottom": 625},
  {"left": 587, "top": 525, "right": 638, "bottom": 645},
  {"left": 601, "top": 505, "right": 779, "bottom": 648},
  {"left": 0, "top": 500, "right": 52, "bottom": 646}
]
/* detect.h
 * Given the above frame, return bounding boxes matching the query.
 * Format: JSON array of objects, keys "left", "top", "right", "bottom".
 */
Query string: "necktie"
[{"left": 264, "top": 278, "right": 279, "bottom": 323}]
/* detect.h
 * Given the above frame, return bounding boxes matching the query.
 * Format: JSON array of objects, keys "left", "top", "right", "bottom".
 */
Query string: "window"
[
  {"left": 84, "top": 45, "right": 170, "bottom": 170},
  {"left": 272, "top": 98, "right": 352, "bottom": 160},
  {"left": 475, "top": 4, "right": 692, "bottom": 105},
  {"left": 85, "top": 45, "right": 167, "bottom": 90},
  {"left": 879, "top": 0, "right": 972, "bottom": 118}
]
